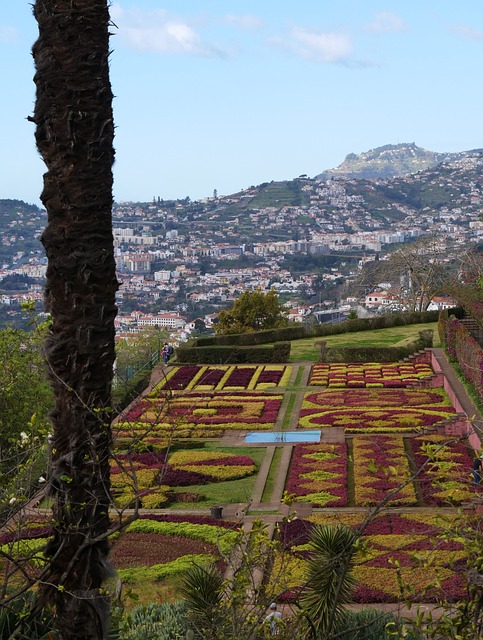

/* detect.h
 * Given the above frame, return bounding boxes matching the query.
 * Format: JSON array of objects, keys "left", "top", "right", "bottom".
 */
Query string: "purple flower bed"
[
  {"left": 257, "top": 369, "right": 283, "bottom": 384},
  {"left": 352, "top": 586, "right": 391, "bottom": 604},
  {"left": 410, "top": 437, "right": 473, "bottom": 505},
  {"left": 361, "top": 513, "right": 440, "bottom": 536},
  {"left": 197, "top": 368, "right": 226, "bottom": 386},
  {"left": 165, "top": 398, "right": 281, "bottom": 424},
  {"left": 123, "top": 399, "right": 158, "bottom": 422},
  {"left": 193, "top": 455, "right": 255, "bottom": 467},
  {"left": 161, "top": 466, "right": 212, "bottom": 486},
  {"left": 161, "top": 366, "right": 201, "bottom": 391},
  {"left": 223, "top": 367, "right": 258, "bottom": 387},
  {"left": 112, "top": 452, "right": 167, "bottom": 474},
  {"left": 278, "top": 519, "right": 315, "bottom": 549},
  {"left": 0, "top": 525, "right": 52, "bottom": 545},
  {"left": 124, "top": 392, "right": 283, "bottom": 429},
  {"left": 301, "top": 408, "right": 453, "bottom": 431},
  {"left": 304, "top": 389, "right": 451, "bottom": 409},
  {"left": 285, "top": 442, "right": 348, "bottom": 507},
  {"left": 277, "top": 513, "right": 466, "bottom": 604}
]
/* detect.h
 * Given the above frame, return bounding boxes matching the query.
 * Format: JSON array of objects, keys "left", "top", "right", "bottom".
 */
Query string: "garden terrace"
[
  {"left": 9, "top": 341, "right": 482, "bottom": 614},
  {"left": 277, "top": 510, "right": 470, "bottom": 605}
]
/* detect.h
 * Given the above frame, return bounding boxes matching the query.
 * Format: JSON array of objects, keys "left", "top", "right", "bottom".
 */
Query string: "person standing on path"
[
  {"left": 161, "top": 342, "right": 173, "bottom": 365},
  {"left": 264, "top": 602, "right": 283, "bottom": 636}
]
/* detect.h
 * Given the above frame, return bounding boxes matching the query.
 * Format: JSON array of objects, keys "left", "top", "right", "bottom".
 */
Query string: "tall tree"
[
  {"left": 215, "top": 289, "right": 289, "bottom": 335},
  {"left": 31, "top": 1, "right": 118, "bottom": 638}
]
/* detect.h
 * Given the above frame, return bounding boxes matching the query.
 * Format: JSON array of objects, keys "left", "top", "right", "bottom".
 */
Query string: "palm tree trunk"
[{"left": 32, "top": 1, "right": 118, "bottom": 638}]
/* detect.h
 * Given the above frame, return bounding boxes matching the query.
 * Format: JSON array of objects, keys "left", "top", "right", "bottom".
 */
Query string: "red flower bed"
[
  {"left": 353, "top": 435, "right": 416, "bottom": 506},
  {"left": 299, "top": 407, "right": 454, "bottom": 432},
  {"left": 309, "top": 362, "right": 433, "bottom": 388},
  {"left": 160, "top": 467, "right": 212, "bottom": 486},
  {"left": 161, "top": 365, "right": 201, "bottom": 391},
  {"left": 223, "top": 367, "right": 258, "bottom": 388},
  {"left": 197, "top": 368, "right": 227, "bottom": 386},
  {"left": 285, "top": 442, "right": 348, "bottom": 507},
  {"left": 410, "top": 436, "right": 474, "bottom": 505},
  {"left": 257, "top": 369, "right": 284, "bottom": 384},
  {"left": 278, "top": 513, "right": 467, "bottom": 604},
  {"left": 124, "top": 392, "right": 283, "bottom": 429},
  {"left": 304, "top": 389, "right": 452, "bottom": 409},
  {"left": 110, "top": 532, "right": 219, "bottom": 568},
  {"left": 190, "top": 455, "right": 255, "bottom": 467}
]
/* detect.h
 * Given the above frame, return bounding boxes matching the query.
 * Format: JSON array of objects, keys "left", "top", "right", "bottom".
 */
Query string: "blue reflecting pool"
[{"left": 245, "top": 430, "right": 321, "bottom": 444}]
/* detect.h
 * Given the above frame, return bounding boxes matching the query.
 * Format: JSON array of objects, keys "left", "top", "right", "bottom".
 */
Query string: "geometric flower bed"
[
  {"left": 283, "top": 431, "right": 473, "bottom": 509},
  {"left": 353, "top": 435, "right": 417, "bottom": 506},
  {"left": 153, "top": 365, "right": 292, "bottom": 392},
  {"left": 299, "top": 389, "right": 455, "bottom": 433},
  {"left": 276, "top": 511, "right": 467, "bottom": 604},
  {"left": 110, "top": 449, "right": 258, "bottom": 509},
  {"left": 167, "top": 450, "right": 256, "bottom": 482},
  {"left": 302, "top": 388, "right": 453, "bottom": 409},
  {"left": 309, "top": 361, "right": 434, "bottom": 387},
  {"left": 118, "top": 392, "right": 284, "bottom": 441},
  {"left": 285, "top": 442, "right": 348, "bottom": 507},
  {"left": 410, "top": 434, "right": 474, "bottom": 505},
  {"left": 111, "top": 514, "right": 240, "bottom": 586},
  {"left": 110, "top": 452, "right": 170, "bottom": 509}
]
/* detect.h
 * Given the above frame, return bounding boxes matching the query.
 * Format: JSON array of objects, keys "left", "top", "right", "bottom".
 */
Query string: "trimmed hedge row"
[
  {"left": 196, "top": 309, "right": 451, "bottom": 347},
  {"left": 174, "top": 341, "right": 291, "bottom": 364},
  {"left": 318, "top": 330, "right": 434, "bottom": 363}
]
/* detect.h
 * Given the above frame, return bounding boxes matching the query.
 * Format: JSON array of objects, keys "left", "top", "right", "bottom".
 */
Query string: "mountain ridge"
[{"left": 316, "top": 142, "right": 475, "bottom": 180}]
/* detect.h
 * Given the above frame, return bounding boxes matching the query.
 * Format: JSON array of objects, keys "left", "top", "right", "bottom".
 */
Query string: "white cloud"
[
  {"left": 366, "top": 11, "right": 407, "bottom": 34},
  {"left": 272, "top": 26, "right": 353, "bottom": 64},
  {"left": 449, "top": 24, "right": 483, "bottom": 41},
  {"left": 109, "top": 5, "right": 228, "bottom": 57},
  {"left": 224, "top": 14, "right": 264, "bottom": 31}
]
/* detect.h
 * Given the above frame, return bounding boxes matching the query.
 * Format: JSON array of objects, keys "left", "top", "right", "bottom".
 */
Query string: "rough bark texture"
[{"left": 32, "top": 1, "right": 118, "bottom": 638}]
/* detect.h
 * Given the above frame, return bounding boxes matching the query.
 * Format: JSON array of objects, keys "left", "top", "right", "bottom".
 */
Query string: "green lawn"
[
  {"left": 260, "top": 447, "right": 283, "bottom": 503},
  {"left": 288, "top": 322, "right": 440, "bottom": 361}
]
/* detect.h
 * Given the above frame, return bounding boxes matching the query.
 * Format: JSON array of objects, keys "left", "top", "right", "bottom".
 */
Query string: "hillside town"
[{"left": 1, "top": 151, "right": 482, "bottom": 341}]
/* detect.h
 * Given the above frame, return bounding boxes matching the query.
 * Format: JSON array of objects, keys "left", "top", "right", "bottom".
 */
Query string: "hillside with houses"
[{"left": 1, "top": 145, "right": 482, "bottom": 340}]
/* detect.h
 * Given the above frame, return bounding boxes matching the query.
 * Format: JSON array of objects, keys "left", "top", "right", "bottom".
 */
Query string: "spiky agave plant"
[
  {"left": 299, "top": 524, "right": 358, "bottom": 639},
  {"left": 179, "top": 563, "right": 225, "bottom": 639}
]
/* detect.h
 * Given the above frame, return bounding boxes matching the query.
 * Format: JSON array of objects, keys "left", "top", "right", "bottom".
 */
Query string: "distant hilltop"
[{"left": 316, "top": 142, "right": 480, "bottom": 180}]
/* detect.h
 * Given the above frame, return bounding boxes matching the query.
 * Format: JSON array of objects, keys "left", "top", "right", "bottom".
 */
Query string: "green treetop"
[{"left": 215, "top": 289, "right": 289, "bottom": 335}]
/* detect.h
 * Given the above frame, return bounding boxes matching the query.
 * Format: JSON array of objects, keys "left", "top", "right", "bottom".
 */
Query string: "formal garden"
[
  {"left": 95, "top": 324, "right": 481, "bottom": 612},
  {"left": 2, "top": 318, "right": 482, "bottom": 638}
]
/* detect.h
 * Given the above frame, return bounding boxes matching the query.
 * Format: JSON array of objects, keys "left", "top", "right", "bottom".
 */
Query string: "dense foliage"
[
  {"left": 0, "top": 327, "right": 52, "bottom": 488},
  {"left": 215, "top": 289, "right": 288, "bottom": 335}
]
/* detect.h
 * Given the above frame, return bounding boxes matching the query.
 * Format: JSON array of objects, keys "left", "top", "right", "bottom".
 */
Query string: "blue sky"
[{"left": 2, "top": 1, "right": 483, "bottom": 205}]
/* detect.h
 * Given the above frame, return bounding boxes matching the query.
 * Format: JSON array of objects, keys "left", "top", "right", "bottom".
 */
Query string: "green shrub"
[
  {"left": 194, "top": 310, "right": 449, "bottom": 348},
  {"left": 175, "top": 342, "right": 290, "bottom": 364},
  {"left": 0, "top": 591, "right": 55, "bottom": 640},
  {"left": 438, "top": 309, "right": 448, "bottom": 347},
  {"left": 334, "top": 608, "right": 422, "bottom": 640},
  {"left": 118, "top": 555, "right": 217, "bottom": 584},
  {"left": 126, "top": 520, "right": 239, "bottom": 554},
  {"left": 318, "top": 330, "right": 433, "bottom": 363},
  {"left": 119, "top": 601, "right": 189, "bottom": 640}
]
